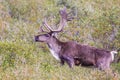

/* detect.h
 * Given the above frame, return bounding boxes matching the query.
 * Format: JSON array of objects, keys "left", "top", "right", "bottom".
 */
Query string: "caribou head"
[{"left": 35, "top": 8, "right": 72, "bottom": 43}]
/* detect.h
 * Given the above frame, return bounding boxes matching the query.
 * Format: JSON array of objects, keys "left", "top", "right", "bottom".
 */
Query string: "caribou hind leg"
[{"left": 96, "top": 59, "right": 111, "bottom": 70}]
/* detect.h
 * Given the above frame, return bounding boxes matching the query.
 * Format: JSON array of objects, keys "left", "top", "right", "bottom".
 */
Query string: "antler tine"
[
  {"left": 59, "top": 7, "right": 74, "bottom": 21},
  {"left": 55, "top": 7, "right": 68, "bottom": 32},
  {"left": 40, "top": 25, "right": 48, "bottom": 32},
  {"left": 57, "top": 7, "right": 75, "bottom": 31},
  {"left": 43, "top": 18, "right": 54, "bottom": 32},
  {"left": 59, "top": 7, "right": 67, "bottom": 20},
  {"left": 43, "top": 17, "right": 64, "bottom": 32}
]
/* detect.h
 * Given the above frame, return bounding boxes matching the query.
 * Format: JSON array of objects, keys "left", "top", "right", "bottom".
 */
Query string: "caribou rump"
[{"left": 35, "top": 8, "right": 117, "bottom": 70}]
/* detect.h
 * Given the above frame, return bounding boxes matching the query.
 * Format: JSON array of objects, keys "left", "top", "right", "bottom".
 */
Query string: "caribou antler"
[{"left": 42, "top": 7, "right": 73, "bottom": 33}]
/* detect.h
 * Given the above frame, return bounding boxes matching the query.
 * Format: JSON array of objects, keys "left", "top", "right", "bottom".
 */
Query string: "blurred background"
[{"left": 0, "top": 0, "right": 120, "bottom": 80}]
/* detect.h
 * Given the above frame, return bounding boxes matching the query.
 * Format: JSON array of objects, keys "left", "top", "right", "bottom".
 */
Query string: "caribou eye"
[{"left": 45, "top": 34, "right": 50, "bottom": 37}]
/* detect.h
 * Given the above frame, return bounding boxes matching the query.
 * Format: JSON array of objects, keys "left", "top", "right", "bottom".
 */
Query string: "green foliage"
[
  {"left": 0, "top": 0, "right": 120, "bottom": 79},
  {"left": 0, "top": 41, "right": 36, "bottom": 69},
  {"left": 113, "top": 63, "right": 120, "bottom": 73}
]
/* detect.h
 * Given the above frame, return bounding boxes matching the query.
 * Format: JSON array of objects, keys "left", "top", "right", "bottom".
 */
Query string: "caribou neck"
[{"left": 47, "top": 37, "right": 62, "bottom": 60}]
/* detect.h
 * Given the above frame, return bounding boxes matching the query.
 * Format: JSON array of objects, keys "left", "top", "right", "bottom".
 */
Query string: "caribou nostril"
[{"left": 35, "top": 36, "right": 39, "bottom": 42}]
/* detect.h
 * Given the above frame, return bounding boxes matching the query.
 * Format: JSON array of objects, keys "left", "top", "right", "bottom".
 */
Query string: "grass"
[
  {"left": 0, "top": 0, "right": 120, "bottom": 80},
  {"left": 0, "top": 55, "right": 120, "bottom": 80},
  {"left": 0, "top": 41, "right": 120, "bottom": 80}
]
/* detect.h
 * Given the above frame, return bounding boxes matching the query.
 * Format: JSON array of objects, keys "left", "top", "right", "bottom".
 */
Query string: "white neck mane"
[
  {"left": 48, "top": 43, "right": 61, "bottom": 61},
  {"left": 49, "top": 48, "right": 60, "bottom": 60}
]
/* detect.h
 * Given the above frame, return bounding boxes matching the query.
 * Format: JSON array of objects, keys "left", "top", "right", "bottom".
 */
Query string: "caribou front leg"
[
  {"left": 65, "top": 56, "right": 74, "bottom": 68},
  {"left": 60, "top": 58, "right": 65, "bottom": 66}
]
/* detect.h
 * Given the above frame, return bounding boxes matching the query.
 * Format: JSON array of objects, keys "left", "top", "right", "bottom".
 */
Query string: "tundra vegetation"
[{"left": 0, "top": 0, "right": 120, "bottom": 80}]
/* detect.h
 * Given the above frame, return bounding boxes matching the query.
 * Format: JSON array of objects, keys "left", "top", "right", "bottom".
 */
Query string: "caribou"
[{"left": 35, "top": 8, "right": 117, "bottom": 70}]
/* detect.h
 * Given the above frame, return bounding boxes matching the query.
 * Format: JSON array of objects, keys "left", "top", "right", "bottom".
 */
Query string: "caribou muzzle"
[{"left": 34, "top": 36, "right": 40, "bottom": 42}]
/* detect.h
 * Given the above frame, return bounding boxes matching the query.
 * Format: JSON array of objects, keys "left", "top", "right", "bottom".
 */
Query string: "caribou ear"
[
  {"left": 51, "top": 33, "right": 58, "bottom": 37},
  {"left": 51, "top": 32, "right": 55, "bottom": 36}
]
